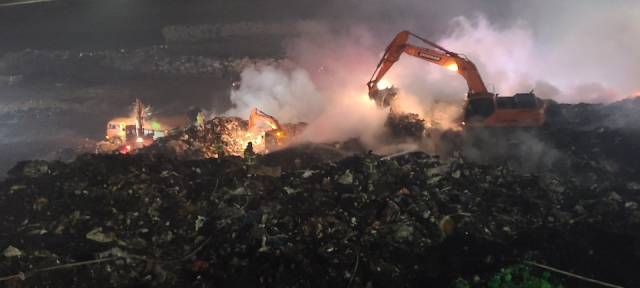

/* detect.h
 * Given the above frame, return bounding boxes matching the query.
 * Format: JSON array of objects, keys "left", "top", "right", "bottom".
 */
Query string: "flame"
[
  {"left": 446, "top": 63, "right": 458, "bottom": 72},
  {"left": 376, "top": 79, "right": 392, "bottom": 90}
]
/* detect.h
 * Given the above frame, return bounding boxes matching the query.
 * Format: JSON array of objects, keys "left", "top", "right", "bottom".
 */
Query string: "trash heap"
[
  {"left": 384, "top": 98, "right": 640, "bottom": 183},
  {"left": 145, "top": 116, "right": 258, "bottom": 159},
  {"left": 141, "top": 117, "right": 310, "bottom": 159},
  {"left": 540, "top": 98, "right": 640, "bottom": 181},
  {"left": 0, "top": 48, "right": 279, "bottom": 76},
  {"left": 384, "top": 113, "right": 426, "bottom": 142},
  {"left": 1, "top": 144, "right": 639, "bottom": 287},
  {"left": 281, "top": 122, "right": 309, "bottom": 140},
  {"left": 2, "top": 98, "right": 640, "bottom": 287},
  {"left": 161, "top": 21, "right": 302, "bottom": 43}
]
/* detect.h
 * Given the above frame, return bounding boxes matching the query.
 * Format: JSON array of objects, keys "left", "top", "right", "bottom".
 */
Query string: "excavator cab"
[
  {"left": 464, "top": 97, "right": 495, "bottom": 124},
  {"left": 463, "top": 93, "right": 545, "bottom": 127}
]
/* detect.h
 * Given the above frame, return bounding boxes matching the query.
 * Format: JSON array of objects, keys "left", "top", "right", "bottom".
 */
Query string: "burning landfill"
[
  {"left": 1, "top": 11, "right": 640, "bottom": 288},
  {"left": 1, "top": 95, "right": 640, "bottom": 287}
]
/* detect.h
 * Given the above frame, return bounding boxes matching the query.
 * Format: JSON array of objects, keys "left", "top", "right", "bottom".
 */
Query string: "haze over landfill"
[
  {"left": 0, "top": 0, "right": 639, "bottom": 287},
  {"left": 1, "top": 0, "right": 639, "bottom": 178}
]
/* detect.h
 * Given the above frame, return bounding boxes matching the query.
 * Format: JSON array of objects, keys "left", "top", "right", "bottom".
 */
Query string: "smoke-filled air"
[
  {"left": 4, "top": 0, "right": 640, "bottom": 286},
  {"left": 224, "top": 0, "right": 640, "bottom": 145}
]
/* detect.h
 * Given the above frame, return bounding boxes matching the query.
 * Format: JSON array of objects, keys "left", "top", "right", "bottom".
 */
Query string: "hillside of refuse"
[{"left": 1, "top": 98, "right": 640, "bottom": 287}]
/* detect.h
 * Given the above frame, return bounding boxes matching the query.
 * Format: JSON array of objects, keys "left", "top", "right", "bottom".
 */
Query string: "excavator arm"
[
  {"left": 248, "top": 108, "right": 288, "bottom": 150},
  {"left": 368, "top": 30, "right": 491, "bottom": 106},
  {"left": 249, "top": 108, "right": 282, "bottom": 131},
  {"left": 368, "top": 30, "right": 545, "bottom": 127}
]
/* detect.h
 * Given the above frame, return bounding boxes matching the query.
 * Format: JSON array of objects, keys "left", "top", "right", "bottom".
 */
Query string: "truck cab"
[
  {"left": 106, "top": 117, "right": 167, "bottom": 151},
  {"left": 106, "top": 118, "right": 136, "bottom": 144}
]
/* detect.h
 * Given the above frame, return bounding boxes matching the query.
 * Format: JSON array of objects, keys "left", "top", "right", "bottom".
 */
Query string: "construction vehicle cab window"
[{"left": 368, "top": 30, "right": 545, "bottom": 127}]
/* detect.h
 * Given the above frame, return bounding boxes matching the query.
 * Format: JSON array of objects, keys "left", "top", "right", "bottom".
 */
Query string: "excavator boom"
[
  {"left": 249, "top": 108, "right": 282, "bottom": 131},
  {"left": 368, "top": 30, "right": 489, "bottom": 98},
  {"left": 249, "top": 108, "right": 287, "bottom": 150}
]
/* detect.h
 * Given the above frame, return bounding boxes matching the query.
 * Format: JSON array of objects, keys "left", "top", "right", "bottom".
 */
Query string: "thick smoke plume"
[
  {"left": 224, "top": 62, "right": 326, "bottom": 123},
  {"left": 320, "top": 0, "right": 640, "bottom": 104},
  {"left": 224, "top": 1, "right": 640, "bottom": 150},
  {"left": 411, "top": 11, "right": 640, "bottom": 104},
  {"left": 224, "top": 24, "right": 406, "bottom": 148}
]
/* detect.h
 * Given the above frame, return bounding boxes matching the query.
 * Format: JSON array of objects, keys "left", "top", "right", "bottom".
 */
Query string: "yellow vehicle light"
[{"left": 106, "top": 136, "right": 109, "bottom": 139}]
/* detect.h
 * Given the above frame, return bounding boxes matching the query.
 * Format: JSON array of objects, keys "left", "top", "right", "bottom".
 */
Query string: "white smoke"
[
  {"left": 393, "top": 2, "right": 640, "bottom": 104},
  {"left": 223, "top": 1, "right": 640, "bottom": 147},
  {"left": 224, "top": 24, "right": 400, "bottom": 147},
  {"left": 224, "top": 61, "right": 325, "bottom": 123}
]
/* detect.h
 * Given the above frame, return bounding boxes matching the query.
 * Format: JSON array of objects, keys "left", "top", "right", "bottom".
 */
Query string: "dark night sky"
[{"left": 0, "top": 0, "right": 522, "bottom": 53}]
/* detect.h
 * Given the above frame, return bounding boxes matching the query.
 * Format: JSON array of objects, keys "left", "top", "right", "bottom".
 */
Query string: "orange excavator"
[
  {"left": 368, "top": 30, "right": 545, "bottom": 127},
  {"left": 248, "top": 108, "right": 287, "bottom": 150}
]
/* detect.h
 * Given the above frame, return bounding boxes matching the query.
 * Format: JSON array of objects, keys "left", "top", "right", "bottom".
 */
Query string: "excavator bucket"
[{"left": 369, "top": 87, "right": 398, "bottom": 109}]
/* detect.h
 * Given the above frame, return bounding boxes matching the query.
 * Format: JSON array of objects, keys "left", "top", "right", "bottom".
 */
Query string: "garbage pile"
[
  {"left": 2, "top": 99, "right": 640, "bottom": 287},
  {"left": 161, "top": 21, "right": 303, "bottom": 43},
  {"left": 281, "top": 122, "right": 309, "bottom": 140},
  {"left": 136, "top": 116, "right": 311, "bottom": 160},
  {"left": 384, "top": 113, "right": 426, "bottom": 142},
  {"left": 539, "top": 98, "right": 640, "bottom": 180},
  {"left": 384, "top": 98, "right": 640, "bottom": 183},
  {"left": 2, "top": 141, "right": 640, "bottom": 287},
  {"left": 143, "top": 116, "right": 258, "bottom": 160},
  {"left": 156, "top": 56, "right": 279, "bottom": 76},
  {"left": 0, "top": 48, "right": 279, "bottom": 77}
]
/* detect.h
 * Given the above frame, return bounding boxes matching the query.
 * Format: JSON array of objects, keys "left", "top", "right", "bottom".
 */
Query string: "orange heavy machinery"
[
  {"left": 367, "top": 30, "right": 545, "bottom": 127},
  {"left": 248, "top": 108, "right": 287, "bottom": 150}
]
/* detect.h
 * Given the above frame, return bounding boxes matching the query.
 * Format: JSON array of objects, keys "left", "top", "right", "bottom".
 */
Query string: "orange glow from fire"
[{"left": 376, "top": 79, "right": 392, "bottom": 90}]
